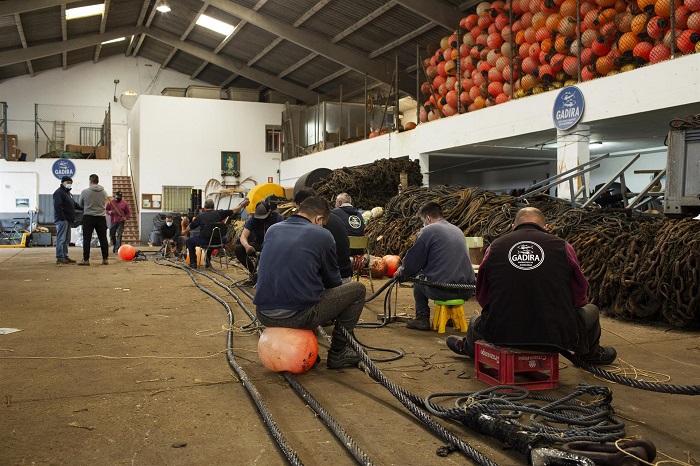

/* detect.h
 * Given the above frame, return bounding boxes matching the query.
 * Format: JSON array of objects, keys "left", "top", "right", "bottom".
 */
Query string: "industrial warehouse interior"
[{"left": 1, "top": 0, "right": 699, "bottom": 465}]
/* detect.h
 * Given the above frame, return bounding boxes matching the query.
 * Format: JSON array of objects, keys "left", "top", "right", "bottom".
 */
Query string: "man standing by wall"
[
  {"left": 78, "top": 174, "right": 109, "bottom": 266},
  {"left": 53, "top": 176, "right": 80, "bottom": 265},
  {"left": 106, "top": 191, "right": 131, "bottom": 254}
]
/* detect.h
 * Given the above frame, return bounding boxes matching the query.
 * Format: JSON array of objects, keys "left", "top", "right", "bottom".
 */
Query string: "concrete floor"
[{"left": 1, "top": 245, "right": 699, "bottom": 465}]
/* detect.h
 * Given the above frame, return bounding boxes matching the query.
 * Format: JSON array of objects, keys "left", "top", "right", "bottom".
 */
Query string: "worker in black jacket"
[{"left": 53, "top": 175, "right": 81, "bottom": 265}]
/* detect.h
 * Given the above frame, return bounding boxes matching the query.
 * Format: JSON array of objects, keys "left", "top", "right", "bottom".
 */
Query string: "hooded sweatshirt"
[{"left": 79, "top": 184, "right": 109, "bottom": 216}]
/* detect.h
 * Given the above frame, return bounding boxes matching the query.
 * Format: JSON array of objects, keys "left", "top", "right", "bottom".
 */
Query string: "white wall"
[
  {"left": 133, "top": 95, "right": 285, "bottom": 197},
  {"left": 0, "top": 53, "right": 209, "bottom": 174}
]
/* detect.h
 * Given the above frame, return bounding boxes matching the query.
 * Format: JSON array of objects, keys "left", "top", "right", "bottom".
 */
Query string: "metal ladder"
[{"left": 51, "top": 120, "right": 65, "bottom": 153}]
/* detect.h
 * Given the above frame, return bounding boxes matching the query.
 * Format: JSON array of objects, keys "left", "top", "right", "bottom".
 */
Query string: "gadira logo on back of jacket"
[
  {"left": 348, "top": 215, "right": 363, "bottom": 229},
  {"left": 508, "top": 241, "right": 545, "bottom": 270}
]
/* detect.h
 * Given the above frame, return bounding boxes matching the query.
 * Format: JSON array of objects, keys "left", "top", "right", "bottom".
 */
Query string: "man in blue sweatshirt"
[
  {"left": 395, "top": 201, "right": 475, "bottom": 330},
  {"left": 254, "top": 196, "right": 366, "bottom": 369}
]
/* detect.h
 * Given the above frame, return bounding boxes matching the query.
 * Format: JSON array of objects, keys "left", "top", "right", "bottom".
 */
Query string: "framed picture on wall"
[{"left": 221, "top": 151, "right": 240, "bottom": 177}]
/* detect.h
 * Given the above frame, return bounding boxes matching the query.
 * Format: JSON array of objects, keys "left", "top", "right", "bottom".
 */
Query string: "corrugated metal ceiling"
[{"left": 0, "top": 0, "right": 474, "bottom": 104}]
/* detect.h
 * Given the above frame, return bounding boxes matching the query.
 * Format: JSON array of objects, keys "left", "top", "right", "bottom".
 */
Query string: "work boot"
[
  {"left": 78, "top": 260, "right": 90, "bottom": 266},
  {"left": 327, "top": 347, "right": 361, "bottom": 369},
  {"left": 242, "top": 274, "right": 257, "bottom": 286},
  {"left": 56, "top": 258, "right": 70, "bottom": 265},
  {"left": 446, "top": 336, "right": 470, "bottom": 356},
  {"left": 102, "top": 258, "right": 109, "bottom": 265},
  {"left": 65, "top": 258, "right": 76, "bottom": 263},
  {"left": 581, "top": 346, "right": 617, "bottom": 365},
  {"left": 406, "top": 318, "right": 430, "bottom": 331}
]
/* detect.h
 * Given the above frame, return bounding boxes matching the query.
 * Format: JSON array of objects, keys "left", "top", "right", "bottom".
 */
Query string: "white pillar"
[
  {"left": 418, "top": 153, "right": 430, "bottom": 187},
  {"left": 556, "top": 124, "right": 590, "bottom": 201}
]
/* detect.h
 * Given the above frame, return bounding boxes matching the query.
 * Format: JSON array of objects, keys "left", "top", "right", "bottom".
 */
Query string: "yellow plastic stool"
[{"left": 432, "top": 299, "right": 468, "bottom": 334}]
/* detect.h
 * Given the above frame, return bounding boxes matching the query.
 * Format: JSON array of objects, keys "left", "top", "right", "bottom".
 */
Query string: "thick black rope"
[
  {"left": 322, "top": 327, "right": 497, "bottom": 466},
  {"left": 187, "top": 264, "right": 375, "bottom": 465},
  {"left": 154, "top": 260, "right": 303, "bottom": 466},
  {"left": 562, "top": 350, "right": 700, "bottom": 395},
  {"left": 424, "top": 383, "right": 625, "bottom": 448}
]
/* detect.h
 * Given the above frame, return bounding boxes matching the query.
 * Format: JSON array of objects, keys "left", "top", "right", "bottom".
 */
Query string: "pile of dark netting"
[
  {"left": 365, "top": 185, "right": 700, "bottom": 328},
  {"left": 311, "top": 156, "right": 423, "bottom": 210}
]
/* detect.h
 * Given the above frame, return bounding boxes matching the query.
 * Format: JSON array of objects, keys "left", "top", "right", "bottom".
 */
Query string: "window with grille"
[
  {"left": 162, "top": 186, "right": 192, "bottom": 213},
  {"left": 265, "top": 125, "right": 281, "bottom": 152}
]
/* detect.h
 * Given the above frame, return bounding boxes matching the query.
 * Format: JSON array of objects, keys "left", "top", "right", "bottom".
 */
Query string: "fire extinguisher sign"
[{"left": 553, "top": 86, "right": 585, "bottom": 131}]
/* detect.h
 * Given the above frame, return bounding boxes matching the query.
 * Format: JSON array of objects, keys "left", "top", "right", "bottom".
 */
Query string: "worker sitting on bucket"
[
  {"left": 394, "top": 201, "right": 475, "bottom": 330},
  {"left": 234, "top": 201, "right": 284, "bottom": 286},
  {"left": 254, "top": 196, "right": 366, "bottom": 370},
  {"left": 445, "top": 207, "right": 617, "bottom": 365}
]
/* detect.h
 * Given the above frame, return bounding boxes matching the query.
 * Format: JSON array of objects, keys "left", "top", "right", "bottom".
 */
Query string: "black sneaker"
[
  {"left": 327, "top": 347, "right": 361, "bottom": 369},
  {"left": 581, "top": 346, "right": 617, "bottom": 365},
  {"left": 242, "top": 275, "right": 257, "bottom": 286},
  {"left": 446, "top": 336, "right": 469, "bottom": 356},
  {"left": 189, "top": 264, "right": 198, "bottom": 269},
  {"left": 406, "top": 318, "right": 430, "bottom": 331}
]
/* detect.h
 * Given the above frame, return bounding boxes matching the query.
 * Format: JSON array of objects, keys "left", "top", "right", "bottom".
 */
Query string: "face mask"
[
  {"left": 65, "top": 184, "right": 72, "bottom": 190},
  {"left": 166, "top": 221, "right": 173, "bottom": 227},
  {"left": 115, "top": 197, "right": 122, "bottom": 202}
]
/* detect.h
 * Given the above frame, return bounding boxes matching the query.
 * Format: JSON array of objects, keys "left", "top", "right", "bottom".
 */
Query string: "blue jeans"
[{"left": 55, "top": 220, "right": 70, "bottom": 260}]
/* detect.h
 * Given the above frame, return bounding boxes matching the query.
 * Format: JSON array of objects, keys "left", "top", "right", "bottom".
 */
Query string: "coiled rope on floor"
[
  {"left": 154, "top": 259, "right": 304, "bottom": 466},
  {"left": 200, "top": 267, "right": 375, "bottom": 465}
]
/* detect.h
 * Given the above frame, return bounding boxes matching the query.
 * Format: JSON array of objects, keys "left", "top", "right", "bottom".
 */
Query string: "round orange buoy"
[
  {"left": 404, "top": 122, "right": 417, "bottom": 130},
  {"left": 649, "top": 44, "right": 671, "bottom": 63},
  {"left": 118, "top": 244, "right": 136, "bottom": 261},
  {"left": 633, "top": 41, "right": 653, "bottom": 60},
  {"left": 258, "top": 327, "right": 318, "bottom": 374},
  {"left": 382, "top": 255, "right": 401, "bottom": 278}
]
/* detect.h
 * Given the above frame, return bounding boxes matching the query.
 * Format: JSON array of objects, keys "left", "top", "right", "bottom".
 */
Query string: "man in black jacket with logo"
[
  {"left": 446, "top": 207, "right": 617, "bottom": 365},
  {"left": 53, "top": 175, "right": 81, "bottom": 264},
  {"left": 332, "top": 193, "right": 365, "bottom": 254}
]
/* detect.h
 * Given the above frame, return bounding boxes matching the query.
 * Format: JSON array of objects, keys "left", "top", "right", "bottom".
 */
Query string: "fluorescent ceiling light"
[
  {"left": 66, "top": 3, "right": 105, "bottom": 20},
  {"left": 101, "top": 37, "right": 126, "bottom": 45},
  {"left": 196, "top": 14, "right": 235, "bottom": 36},
  {"left": 156, "top": 1, "right": 171, "bottom": 13}
]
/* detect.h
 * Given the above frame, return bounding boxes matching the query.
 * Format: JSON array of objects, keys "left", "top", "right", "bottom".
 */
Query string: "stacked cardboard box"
[{"left": 1, "top": 133, "right": 21, "bottom": 160}]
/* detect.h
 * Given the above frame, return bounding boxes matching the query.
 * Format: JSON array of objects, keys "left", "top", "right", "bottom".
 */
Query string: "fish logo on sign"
[{"left": 508, "top": 241, "right": 545, "bottom": 271}]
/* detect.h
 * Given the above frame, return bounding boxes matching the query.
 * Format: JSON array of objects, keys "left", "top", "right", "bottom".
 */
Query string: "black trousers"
[
  {"left": 464, "top": 303, "right": 603, "bottom": 358},
  {"left": 82, "top": 215, "right": 109, "bottom": 261},
  {"left": 234, "top": 242, "right": 261, "bottom": 274}
]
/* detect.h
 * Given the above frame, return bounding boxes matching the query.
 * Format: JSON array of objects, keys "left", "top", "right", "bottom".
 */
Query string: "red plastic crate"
[{"left": 474, "top": 340, "right": 559, "bottom": 390}]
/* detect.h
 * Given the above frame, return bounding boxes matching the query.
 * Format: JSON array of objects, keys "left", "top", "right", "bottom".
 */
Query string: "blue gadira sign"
[
  {"left": 52, "top": 159, "right": 76, "bottom": 180},
  {"left": 553, "top": 86, "right": 584, "bottom": 131}
]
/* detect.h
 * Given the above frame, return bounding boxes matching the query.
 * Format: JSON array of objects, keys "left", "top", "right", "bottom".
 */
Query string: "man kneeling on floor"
[
  {"left": 253, "top": 196, "right": 366, "bottom": 369},
  {"left": 446, "top": 207, "right": 617, "bottom": 365}
]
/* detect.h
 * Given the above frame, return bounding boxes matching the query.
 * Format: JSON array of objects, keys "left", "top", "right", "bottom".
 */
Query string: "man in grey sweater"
[
  {"left": 394, "top": 201, "right": 475, "bottom": 330},
  {"left": 78, "top": 174, "right": 109, "bottom": 265}
]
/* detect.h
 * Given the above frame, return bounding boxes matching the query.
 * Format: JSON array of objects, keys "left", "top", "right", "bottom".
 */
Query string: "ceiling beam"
[
  {"left": 369, "top": 21, "right": 435, "bottom": 59},
  {"left": 14, "top": 13, "right": 35, "bottom": 77},
  {"left": 219, "top": 73, "right": 238, "bottom": 88},
  {"left": 331, "top": 2, "right": 396, "bottom": 43},
  {"left": 394, "top": 0, "right": 461, "bottom": 30},
  {"left": 205, "top": 0, "right": 404, "bottom": 94},
  {"left": 93, "top": 0, "right": 111, "bottom": 63},
  {"left": 61, "top": 4, "right": 67, "bottom": 69},
  {"left": 308, "top": 67, "right": 350, "bottom": 90},
  {"left": 162, "top": 2, "right": 209, "bottom": 70},
  {"left": 277, "top": 52, "right": 317, "bottom": 78},
  {"left": 0, "top": 26, "right": 143, "bottom": 67},
  {"left": 247, "top": 37, "right": 282, "bottom": 67},
  {"left": 132, "top": 4, "right": 158, "bottom": 57},
  {"left": 293, "top": 0, "right": 331, "bottom": 27},
  {"left": 145, "top": 28, "right": 320, "bottom": 104},
  {"left": 126, "top": 0, "right": 150, "bottom": 56},
  {"left": 430, "top": 152, "right": 555, "bottom": 161}
]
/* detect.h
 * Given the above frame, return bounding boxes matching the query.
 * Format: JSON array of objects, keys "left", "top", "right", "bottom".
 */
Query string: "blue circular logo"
[
  {"left": 553, "top": 86, "right": 584, "bottom": 131},
  {"left": 52, "top": 159, "right": 76, "bottom": 180}
]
